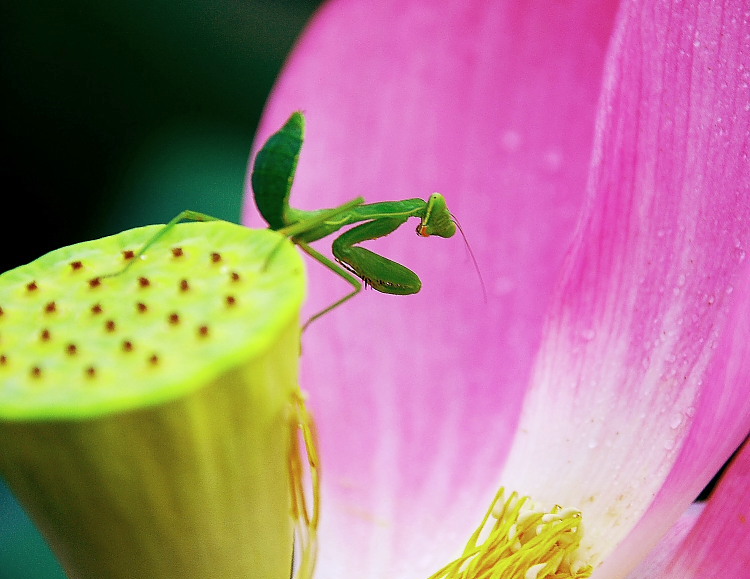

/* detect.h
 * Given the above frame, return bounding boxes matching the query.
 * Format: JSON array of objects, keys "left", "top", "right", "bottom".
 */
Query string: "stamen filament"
[
  {"left": 288, "top": 390, "right": 321, "bottom": 579},
  {"left": 427, "top": 489, "right": 592, "bottom": 579}
]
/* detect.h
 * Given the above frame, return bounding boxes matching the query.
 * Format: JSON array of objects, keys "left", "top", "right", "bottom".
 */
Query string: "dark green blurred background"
[{"left": 1, "top": 1, "right": 321, "bottom": 576}]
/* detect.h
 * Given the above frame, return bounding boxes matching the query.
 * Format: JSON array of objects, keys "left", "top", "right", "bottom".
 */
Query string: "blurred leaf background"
[{"left": 1, "top": 1, "right": 322, "bottom": 575}]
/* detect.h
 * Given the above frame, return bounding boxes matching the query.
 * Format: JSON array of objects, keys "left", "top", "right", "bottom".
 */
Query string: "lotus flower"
[{"left": 243, "top": 0, "right": 750, "bottom": 577}]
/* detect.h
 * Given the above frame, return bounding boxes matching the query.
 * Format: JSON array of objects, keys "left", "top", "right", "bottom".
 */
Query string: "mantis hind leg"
[
  {"left": 295, "top": 241, "right": 362, "bottom": 332},
  {"left": 102, "top": 210, "right": 222, "bottom": 278}
]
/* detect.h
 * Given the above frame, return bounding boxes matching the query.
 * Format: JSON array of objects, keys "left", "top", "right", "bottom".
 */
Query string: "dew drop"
[
  {"left": 543, "top": 149, "right": 563, "bottom": 173},
  {"left": 669, "top": 413, "right": 683, "bottom": 429},
  {"left": 501, "top": 130, "right": 521, "bottom": 152},
  {"left": 581, "top": 329, "right": 596, "bottom": 341},
  {"left": 734, "top": 242, "right": 750, "bottom": 263}
]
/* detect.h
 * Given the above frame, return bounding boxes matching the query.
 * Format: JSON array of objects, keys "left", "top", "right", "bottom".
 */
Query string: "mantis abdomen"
[{"left": 251, "top": 112, "right": 304, "bottom": 230}]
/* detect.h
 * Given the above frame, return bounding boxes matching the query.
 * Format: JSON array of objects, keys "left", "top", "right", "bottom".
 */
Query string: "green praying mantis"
[
  {"left": 116, "top": 111, "right": 477, "bottom": 329},
  {"left": 251, "top": 111, "right": 465, "bottom": 328}
]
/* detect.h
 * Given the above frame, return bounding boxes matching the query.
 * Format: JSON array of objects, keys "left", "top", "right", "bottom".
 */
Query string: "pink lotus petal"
[
  {"left": 627, "top": 438, "right": 750, "bottom": 577},
  {"left": 243, "top": 0, "right": 618, "bottom": 575},
  {"left": 624, "top": 503, "right": 704, "bottom": 578},
  {"left": 500, "top": 0, "right": 750, "bottom": 572},
  {"left": 664, "top": 438, "right": 750, "bottom": 577}
]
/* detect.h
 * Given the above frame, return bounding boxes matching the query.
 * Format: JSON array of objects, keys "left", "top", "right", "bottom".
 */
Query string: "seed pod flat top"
[{"left": 0, "top": 222, "right": 305, "bottom": 420}]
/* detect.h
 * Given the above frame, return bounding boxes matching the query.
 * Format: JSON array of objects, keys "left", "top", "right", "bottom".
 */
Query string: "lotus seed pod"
[{"left": 0, "top": 221, "right": 307, "bottom": 579}]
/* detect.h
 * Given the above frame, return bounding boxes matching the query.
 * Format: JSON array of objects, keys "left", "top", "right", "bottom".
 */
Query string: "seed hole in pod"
[
  {"left": 0, "top": 306, "right": 4, "bottom": 317},
  {"left": 136, "top": 302, "right": 148, "bottom": 313},
  {"left": 122, "top": 340, "right": 134, "bottom": 352},
  {"left": 198, "top": 325, "right": 209, "bottom": 338},
  {"left": 138, "top": 277, "right": 151, "bottom": 288},
  {"left": 70, "top": 260, "right": 84, "bottom": 271},
  {"left": 168, "top": 313, "right": 180, "bottom": 325},
  {"left": 40, "top": 329, "right": 51, "bottom": 342},
  {"left": 26, "top": 281, "right": 39, "bottom": 292},
  {"left": 105, "top": 320, "right": 117, "bottom": 333},
  {"left": 211, "top": 252, "right": 222, "bottom": 264},
  {"left": 226, "top": 295, "right": 237, "bottom": 307},
  {"left": 230, "top": 272, "right": 241, "bottom": 282},
  {"left": 149, "top": 353, "right": 160, "bottom": 365},
  {"left": 30, "top": 366, "right": 42, "bottom": 378},
  {"left": 66, "top": 343, "right": 78, "bottom": 356},
  {"left": 89, "top": 277, "right": 102, "bottom": 289},
  {"left": 0, "top": 354, "right": 7, "bottom": 365},
  {"left": 85, "top": 366, "right": 97, "bottom": 378},
  {"left": 179, "top": 279, "right": 190, "bottom": 292},
  {"left": 91, "top": 303, "right": 103, "bottom": 315},
  {"left": 44, "top": 301, "right": 57, "bottom": 314},
  {"left": 122, "top": 250, "right": 136, "bottom": 261},
  {"left": 172, "top": 247, "right": 184, "bottom": 258}
]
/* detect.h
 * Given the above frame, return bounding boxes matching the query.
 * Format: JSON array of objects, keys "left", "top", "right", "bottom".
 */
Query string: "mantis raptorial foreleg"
[{"left": 331, "top": 217, "right": 421, "bottom": 294}]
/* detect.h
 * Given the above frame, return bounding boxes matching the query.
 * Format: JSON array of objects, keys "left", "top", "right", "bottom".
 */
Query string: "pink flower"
[{"left": 243, "top": 1, "right": 750, "bottom": 577}]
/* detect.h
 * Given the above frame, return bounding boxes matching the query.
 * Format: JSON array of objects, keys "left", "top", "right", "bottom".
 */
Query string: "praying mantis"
[
  {"left": 251, "top": 111, "right": 459, "bottom": 328},
  {"left": 115, "top": 111, "right": 468, "bottom": 329}
]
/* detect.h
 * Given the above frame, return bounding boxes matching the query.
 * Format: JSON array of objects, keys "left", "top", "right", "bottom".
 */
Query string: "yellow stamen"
[
  {"left": 288, "top": 390, "right": 321, "bottom": 579},
  {"left": 428, "top": 489, "right": 593, "bottom": 579}
]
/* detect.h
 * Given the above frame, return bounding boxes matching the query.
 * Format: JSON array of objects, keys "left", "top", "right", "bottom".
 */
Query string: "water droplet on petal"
[{"left": 581, "top": 329, "right": 596, "bottom": 341}]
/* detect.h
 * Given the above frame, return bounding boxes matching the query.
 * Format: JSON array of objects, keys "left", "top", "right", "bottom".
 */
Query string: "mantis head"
[{"left": 416, "top": 193, "right": 457, "bottom": 238}]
